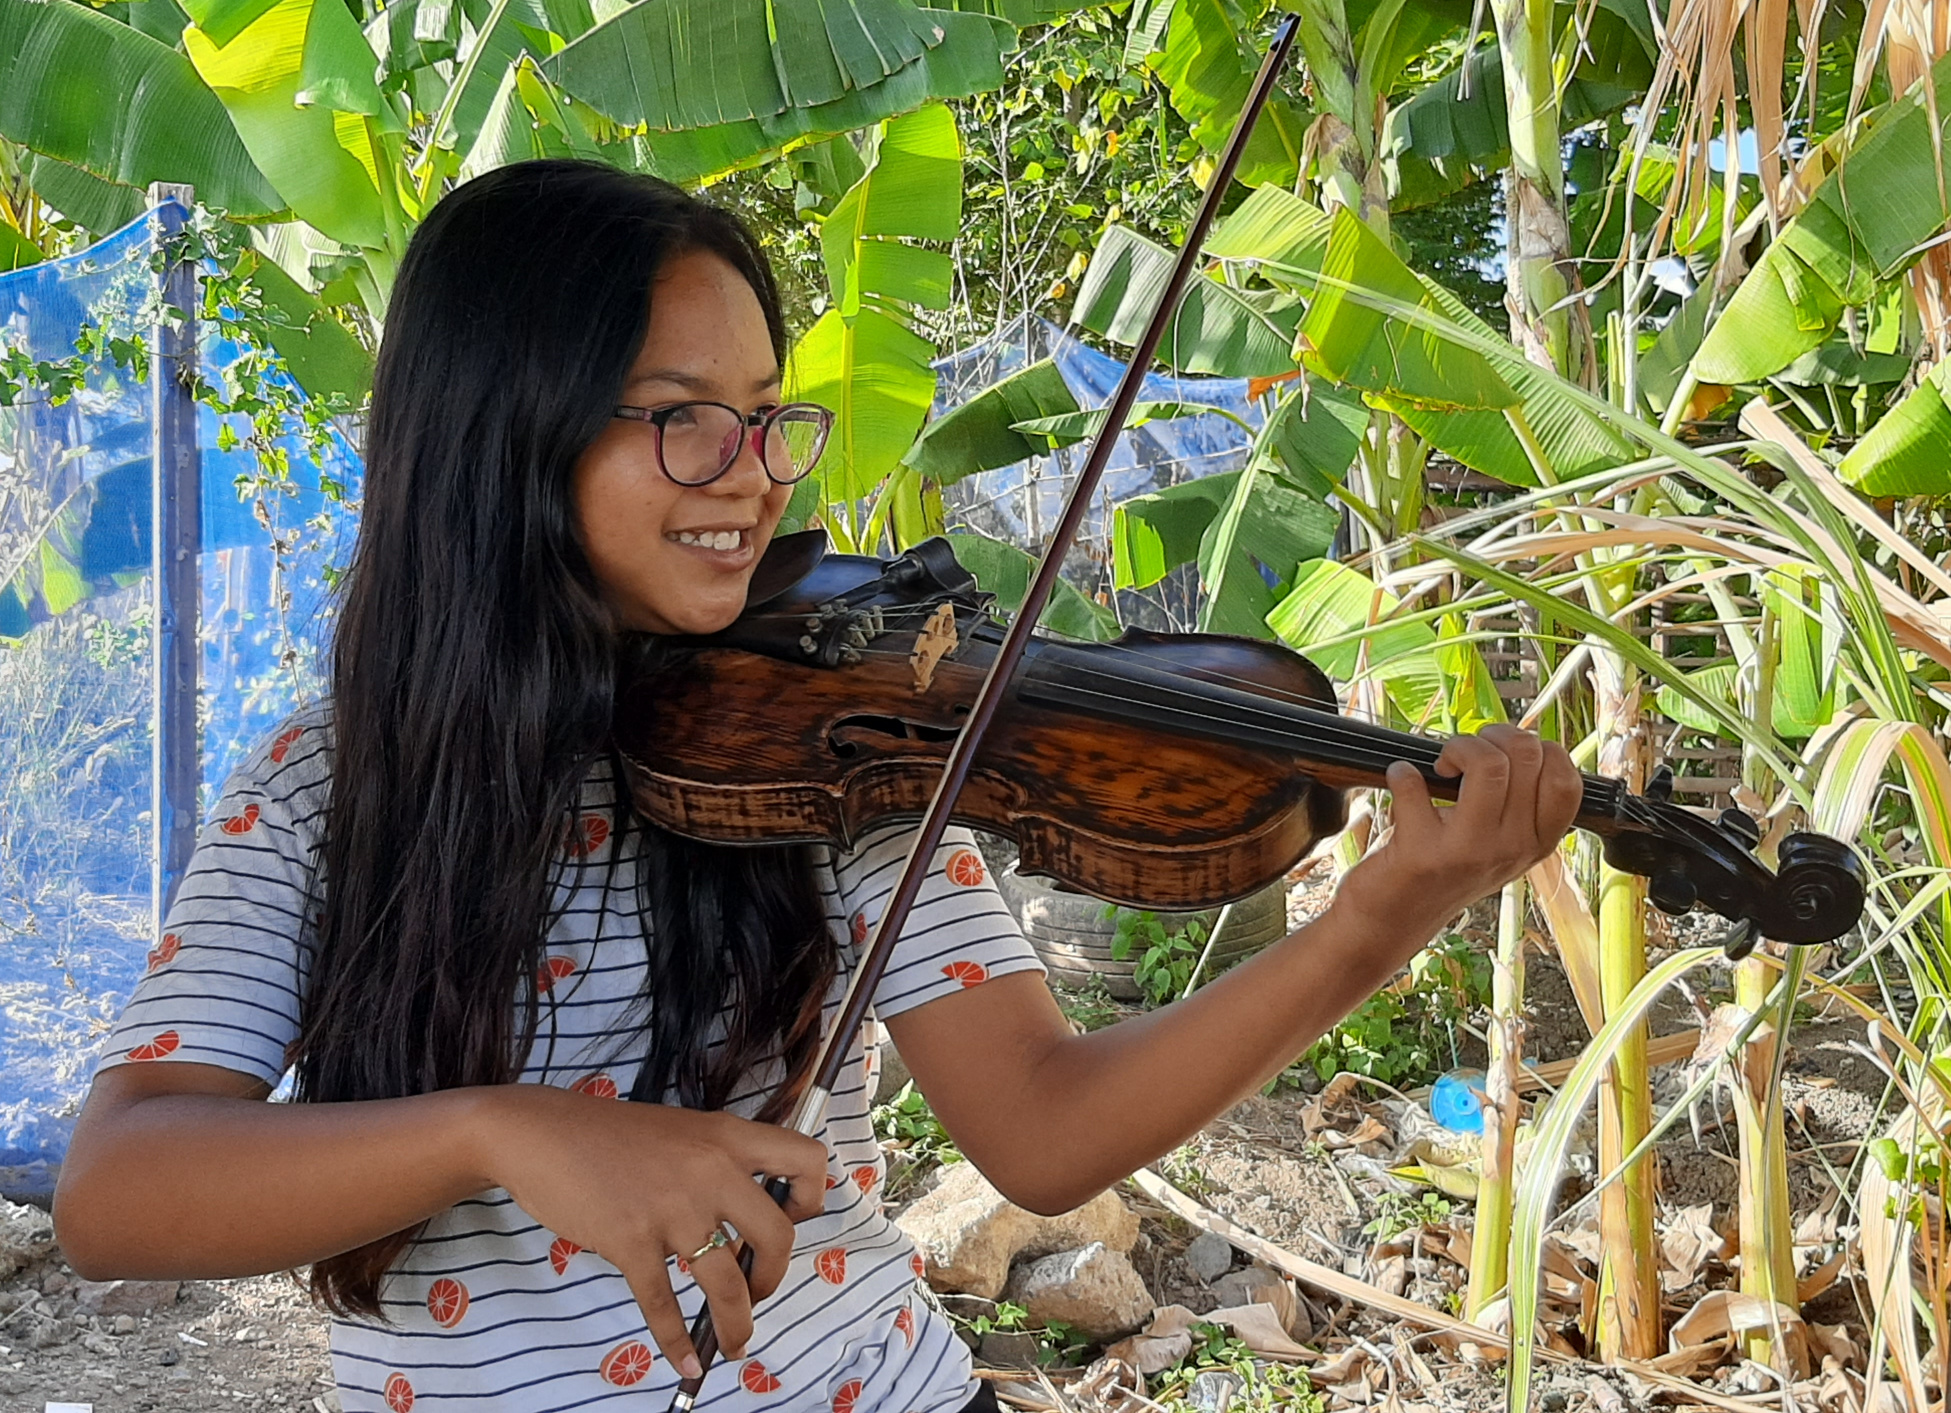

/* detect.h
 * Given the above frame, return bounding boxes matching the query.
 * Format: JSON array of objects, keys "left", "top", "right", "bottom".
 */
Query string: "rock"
[
  {"left": 1188, "top": 1370, "right": 1242, "bottom": 1413},
  {"left": 112, "top": 1315, "right": 137, "bottom": 1335},
  {"left": 874, "top": 1037, "right": 913, "bottom": 1106},
  {"left": 158, "top": 1346, "right": 179, "bottom": 1367},
  {"left": 315, "top": 1389, "right": 345, "bottom": 1413},
  {"left": 0, "top": 1200, "right": 54, "bottom": 1280},
  {"left": 1004, "top": 1243, "right": 1152, "bottom": 1343},
  {"left": 72, "top": 1279, "right": 180, "bottom": 1317},
  {"left": 1184, "top": 1231, "right": 1233, "bottom": 1283},
  {"left": 897, "top": 1162, "right": 1138, "bottom": 1298},
  {"left": 977, "top": 1330, "right": 1042, "bottom": 1368}
]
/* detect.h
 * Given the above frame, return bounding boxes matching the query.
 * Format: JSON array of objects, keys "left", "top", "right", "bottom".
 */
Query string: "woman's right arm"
[{"left": 55, "top": 1063, "right": 830, "bottom": 1374}]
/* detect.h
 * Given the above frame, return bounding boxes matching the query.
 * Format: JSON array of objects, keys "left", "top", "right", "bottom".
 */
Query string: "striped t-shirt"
[{"left": 97, "top": 705, "right": 1044, "bottom": 1413}]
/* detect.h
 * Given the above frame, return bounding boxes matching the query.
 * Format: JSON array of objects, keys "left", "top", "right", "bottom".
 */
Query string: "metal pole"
[{"left": 148, "top": 183, "right": 200, "bottom": 927}]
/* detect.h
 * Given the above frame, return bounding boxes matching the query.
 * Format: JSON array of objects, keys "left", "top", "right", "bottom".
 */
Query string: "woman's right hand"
[{"left": 476, "top": 1085, "right": 831, "bottom": 1377}]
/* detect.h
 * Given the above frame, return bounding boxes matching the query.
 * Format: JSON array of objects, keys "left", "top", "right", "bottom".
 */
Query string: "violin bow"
[{"left": 667, "top": 17, "right": 1304, "bottom": 1408}]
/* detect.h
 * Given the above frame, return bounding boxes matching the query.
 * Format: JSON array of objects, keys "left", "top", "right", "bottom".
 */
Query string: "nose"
[{"left": 705, "top": 420, "right": 772, "bottom": 496}]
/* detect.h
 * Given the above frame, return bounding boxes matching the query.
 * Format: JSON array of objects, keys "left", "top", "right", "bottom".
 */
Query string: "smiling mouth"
[{"left": 666, "top": 529, "right": 748, "bottom": 551}]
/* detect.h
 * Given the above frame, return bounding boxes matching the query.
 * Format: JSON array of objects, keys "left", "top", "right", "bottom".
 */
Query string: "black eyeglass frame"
[{"left": 612, "top": 400, "right": 834, "bottom": 486}]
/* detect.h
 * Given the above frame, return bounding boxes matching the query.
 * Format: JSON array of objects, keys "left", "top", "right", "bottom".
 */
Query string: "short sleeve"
[
  {"left": 831, "top": 825, "right": 1043, "bottom": 1019},
  {"left": 95, "top": 715, "right": 328, "bottom": 1086}
]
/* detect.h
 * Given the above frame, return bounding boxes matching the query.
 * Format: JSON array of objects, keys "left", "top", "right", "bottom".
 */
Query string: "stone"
[
  {"left": 0, "top": 1200, "right": 54, "bottom": 1280},
  {"left": 1184, "top": 1231, "right": 1233, "bottom": 1283},
  {"left": 1004, "top": 1243, "right": 1153, "bottom": 1343},
  {"left": 874, "top": 1036, "right": 913, "bottom": 1106},
  {"left": 896, "top": 1161, "right": 1138, "bottom": 1298},
  {"left": 1188, "top": 1370, "right": 1242, "bottom": 1413},
  {"left": 111, "top": 1315, "right": 136, "bottom": 1335},
  {"left": 72, "top": 1280, "right": 180, "bottom": 1317},
  {"left": 976, "top": 1330, "right": 1042, "bottom": 1369}
]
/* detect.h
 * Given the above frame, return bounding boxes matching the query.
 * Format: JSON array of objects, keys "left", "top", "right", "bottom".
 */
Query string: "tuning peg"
[
  {"left": 1648, "top": 863, "right": 1697, "bottom": 915},
  {"left": 1717, "top": 808, "right": 1762, "bottom": 849},
  {"left": 1722, "top": 920, "right": 1758, "bottom": 962},
  {"left": 1645, "top": 764, "right": 1675, "bottom": 804}
]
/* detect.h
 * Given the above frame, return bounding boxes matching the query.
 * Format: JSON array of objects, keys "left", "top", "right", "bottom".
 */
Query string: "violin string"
[
  {"left": 730, "top": 608, "right": 1689, "bottom": 828},
  {"left": 806, "top": 629, "right": 1647, "bottom": 825}
]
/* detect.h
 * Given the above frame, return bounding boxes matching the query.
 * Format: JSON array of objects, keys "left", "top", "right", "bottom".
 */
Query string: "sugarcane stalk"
[
  {"left": 1468, "top": 876, "right": 1528, "bottom": 1317},
  {"left": 1591, "top": 664, "right": 1661, "bottom": 1362}
]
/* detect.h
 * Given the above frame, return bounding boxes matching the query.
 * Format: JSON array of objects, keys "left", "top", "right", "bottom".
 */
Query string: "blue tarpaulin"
[{"left": 0, "top": 210, "right": 361, "bottom": 1196}]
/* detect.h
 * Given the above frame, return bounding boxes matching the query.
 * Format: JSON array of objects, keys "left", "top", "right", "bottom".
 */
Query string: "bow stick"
[{"left": 667, "top": 17, "right": 1304, "bottom": 1408}]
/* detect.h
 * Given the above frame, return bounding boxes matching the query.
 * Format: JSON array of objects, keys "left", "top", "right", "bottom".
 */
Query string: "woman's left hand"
[{"left": 1332, "top": 722, "right": 1584, "bottom": 957}]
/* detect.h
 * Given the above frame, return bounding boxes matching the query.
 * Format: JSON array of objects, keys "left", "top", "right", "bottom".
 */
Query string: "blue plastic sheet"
[
  {"left": 933, "top": 316, "right": 1260, "bottom": 629},
  {"left": 0, "top": 208, "right": 362, "bottom": 1196}
]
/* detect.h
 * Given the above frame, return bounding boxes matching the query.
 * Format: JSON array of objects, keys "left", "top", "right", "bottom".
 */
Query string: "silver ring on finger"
[{"left": 688, "top": 1228, "right": 732, "bottom": 1263}]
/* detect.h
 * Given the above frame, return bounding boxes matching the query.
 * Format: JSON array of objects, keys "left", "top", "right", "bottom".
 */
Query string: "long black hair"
[{"left": 294, "top": 160, "right": 835, "bottom": 1315}]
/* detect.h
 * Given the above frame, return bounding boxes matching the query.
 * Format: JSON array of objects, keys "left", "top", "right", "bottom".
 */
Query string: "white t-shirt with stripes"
[{"left": 97, "top": 706, "right": 1045, "bottom": 1413}]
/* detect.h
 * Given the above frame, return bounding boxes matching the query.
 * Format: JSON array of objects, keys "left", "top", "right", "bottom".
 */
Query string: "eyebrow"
[{"left": 624, "top": 367, "right": 783, "bottom": 395}]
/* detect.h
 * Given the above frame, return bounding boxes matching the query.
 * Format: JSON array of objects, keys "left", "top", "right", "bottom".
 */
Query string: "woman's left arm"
[{"left": 884, "top": 725, "right": 1582, "bottom": 1215}]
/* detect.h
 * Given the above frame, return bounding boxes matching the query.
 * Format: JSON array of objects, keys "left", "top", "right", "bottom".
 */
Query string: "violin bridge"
[{"left": 909, "top": 603, "right": 958, "bottom": 694}]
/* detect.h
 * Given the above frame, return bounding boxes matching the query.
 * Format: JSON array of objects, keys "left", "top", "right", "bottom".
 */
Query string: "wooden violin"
[{"left": 616, "top": 529, "right": 1866, "bottom": 950}]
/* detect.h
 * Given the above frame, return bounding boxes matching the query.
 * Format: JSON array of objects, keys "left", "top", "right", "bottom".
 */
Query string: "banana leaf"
[
  {"left": 945, "top": 531, "right": 1120, "bottom": 640},
  {"left": 901, "top": 358, "right": 1081, "bottom": 483},
  {"left": 1073, "top": 224, "right": 1301, "bottom": 378},
  {"left": 1837, "top": 357, "right": 1951, "bottom": 495},
  {"left": 181, "top": 0, "right": 397, "bottom": 249},
  {"left": 1265, "top": 557, "right": 1449, "bottom": 723},
  {"left": 0, "top": 221, "right": 46, "bottom": 274},
  {"left": 1297, "top": 208, "right": 1517, "bottom": 412},
  {"left": 1693, "top": 50, "right": 1951, "bottom": 384},
  {"left": 1154, "top": 0, "right": 1305, "bottom": 188},
  {"left": 546, "top": 0, "right": 1007, "bottom": 132},
  {"left": 1382, "top": 0, "right": 1652, "bottom": 208},
  {"left": 229, "top": 247, "right": 374, "bottom": 400},
  {"left": 1112, "top": 471, "right": 1236, "bottom": 590},
  {"left": 1194, "top": 457, "right": 1338, "bottom": 636},
  {"left": 0, "top": 0, "right": 282, "bottom": 219},
  {"left": 788, "top": 103, "right": 960, "bottom": 504}
]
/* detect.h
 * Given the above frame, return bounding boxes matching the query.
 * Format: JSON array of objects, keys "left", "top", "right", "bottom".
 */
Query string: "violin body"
[
  {"left": 616, "top": 532, "right": 1868, "bottom": 946},
  {"left": 621, "top": 623, "right": 1347, "bottom": 912}
]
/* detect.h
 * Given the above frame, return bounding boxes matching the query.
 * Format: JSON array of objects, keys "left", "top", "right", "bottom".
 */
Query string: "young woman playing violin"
[{"left": 56, "top": 160, "right": 1583, "bottom": 1413}]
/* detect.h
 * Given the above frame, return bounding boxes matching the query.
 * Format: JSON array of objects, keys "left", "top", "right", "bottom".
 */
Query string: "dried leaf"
[
  {"left": 1670, "top": 1289, "right": 1806, "bottom": 1350},
  {"left": 1797, "top": 1251, "right": 1847, "bottom": 1305}
]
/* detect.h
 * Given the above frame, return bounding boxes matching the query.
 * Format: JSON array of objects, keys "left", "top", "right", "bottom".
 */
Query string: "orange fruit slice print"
[
  {"left": 566, "top": 814, "right": 610, "bottom": 858},
  {"left": 941, "top": 960, "right": 988, "bottom": 989},
  {"left": 600, "top": 1340, "right": 656, "bottom": 1387},
  {"left": 944, "top": 849, "right": 985, "bottom": 887},
  {"left": 832, "top": 1378, "right": 864, "bottom": 1413},
  {"left": 426, "top": 1277, "right": 468, "bottom": 1327},
  {"left": 815, "top": 1248, "right": 847, "bottom": 1284},
  {"left": 850, "top": 912, "right": 869, "bottom": 946},
  {"left": 127, "top": 1030, "right": 180, "bottom": 1062},
  {"left": 741, "top": 1361, "right": 782, "bottom": 1394},
  {"left": 383, "top": 1373, "right": 415, "bottom": 1412},
  {"left": 146, "top": 933, "right": 181, "bottom": 971},
  {"left": 851, "top": 1165, "right": 879, "bottom": 1194},
  {"left": 570, "top": 1073, "right": 619, "bottom": 1099},
  {"left": 536, "top": 956, "right": 577, "bottom": 993},
  {"left": 894, "top": 1308, "right": 915, "bottom": 1346},
  {"left": 548, "top": 1237, "right": 581, "bottom": 1275},
  {"left": 910, "top": 1254, "right": 926, "bottom": 1279},
  {"left": 269, "top": 726, "right": 305, "bottom": 764},
  {"left": 220, "top": 803, "right": 261, "bottom": 835}
]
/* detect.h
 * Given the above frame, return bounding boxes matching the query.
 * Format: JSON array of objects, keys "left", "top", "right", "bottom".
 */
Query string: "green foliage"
[
  {"left": 1106, "top": 905, "right": 1210, "bottom": 1005},
  {"left": 871, "top": 1080, "right": 963, "bottom": 1167},
  {"left": 1362, "top": 1190, "right": 1454, "bottom": 1242},
  {"left": 1301, "top": 935, "right": 1490, "bottom": 1087}
]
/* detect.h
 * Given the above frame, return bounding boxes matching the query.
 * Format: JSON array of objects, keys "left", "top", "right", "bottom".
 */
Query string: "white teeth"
[{"left": 668, "top": 530, "right": 743, "bottom": 551}]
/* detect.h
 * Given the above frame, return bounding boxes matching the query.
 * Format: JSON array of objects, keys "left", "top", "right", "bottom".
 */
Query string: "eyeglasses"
[{"left": 612, "top": 400, "right": 833, "bottom": 486}]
